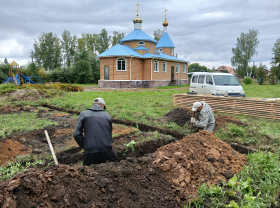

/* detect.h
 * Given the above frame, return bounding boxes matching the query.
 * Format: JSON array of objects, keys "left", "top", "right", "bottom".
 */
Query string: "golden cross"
[
  {"left": 163, "top": 9, "right": 168, "bottom": 19},
  {"left": 135, "top": 3, "right": 141, "bottom": 16}
]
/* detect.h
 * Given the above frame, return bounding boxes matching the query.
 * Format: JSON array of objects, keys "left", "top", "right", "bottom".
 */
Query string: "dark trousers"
[{"left": 83, "top": 149, "right": 117, "bottom": 166}]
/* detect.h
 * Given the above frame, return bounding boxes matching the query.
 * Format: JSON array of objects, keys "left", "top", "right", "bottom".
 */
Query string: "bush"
[
  {"left": 72, "top": 60, "right": 91, "bottom": 84},
  {"left": 243, "top": 77, "right": 252, "bottom": 84},
  {"left": 257, "top": 67, "right": 266, "bottom": 85}
]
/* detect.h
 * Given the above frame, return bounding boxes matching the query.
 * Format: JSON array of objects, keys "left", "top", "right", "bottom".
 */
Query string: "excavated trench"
[
  {"left": 0, "top": 104, "right": 253, "bottom": 168},
  {"left": 0, "top": 104, "right": 255, "bottom": 207}
]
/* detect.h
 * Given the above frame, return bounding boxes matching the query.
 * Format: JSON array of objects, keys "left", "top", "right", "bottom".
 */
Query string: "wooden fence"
[{"left": 173, "top": 94, "right": 280, "bottom": 120}]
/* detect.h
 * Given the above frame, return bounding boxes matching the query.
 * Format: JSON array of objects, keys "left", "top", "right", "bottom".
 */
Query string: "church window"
[
  {"left": 183, "top": 64, "right": 186, "bottom": 73},
  {"left": 162, "top": 61, "right": 167, "bottom": 72},
  {"left": 138, "top": 41, "right": 145, "bottom": 45},
  {"left": 159, "top": 48, "right": 163, "bottom": 52},
  {"left": 117, "top": 58, "right": 126, "bottom": 71},
  {"left": 176, "top": 63, "right": 180, "bottom": 73},
  {"left": 154, "top": 60, "right": 159, "bottom": 72},
  {"left": 171, "top": 48, "right": 174, "bottom": 56}
]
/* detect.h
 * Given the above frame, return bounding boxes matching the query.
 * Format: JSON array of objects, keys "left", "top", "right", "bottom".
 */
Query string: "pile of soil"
[
  {"left": 164, "top": 108, "right": 193, "bottom": 127},
  {"left": 0, "top": 159, "right": 184, "bottom": 208},
  {"left": 153, "top": 130, "right": 248, "bottom": 200},
  {"left": 0, "top": 140, "right": 31, "bottom": 166}
]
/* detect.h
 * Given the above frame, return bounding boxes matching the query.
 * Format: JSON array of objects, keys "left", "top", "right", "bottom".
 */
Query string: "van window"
[
  {"left": 206, "top": 76, "right": 213, "bottom": 84},
  {"left": 213, "top": 75, "right": 240, "bottom": 86},
  {"left": 198, "top": 75, "right": 205, "bottom": 84},
  {"left": 192, "top": 75, "right": 198, "bottom": 83}
]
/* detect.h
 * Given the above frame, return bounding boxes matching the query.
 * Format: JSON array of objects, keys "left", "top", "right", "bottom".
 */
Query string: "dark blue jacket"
[{"left": 73, "top": 105, "right": 112, "bottom": 154}]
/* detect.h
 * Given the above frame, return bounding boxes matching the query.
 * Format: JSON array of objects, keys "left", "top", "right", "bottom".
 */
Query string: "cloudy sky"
[{"left": 0, "top": 0, "right": 279, "bottom": 69}]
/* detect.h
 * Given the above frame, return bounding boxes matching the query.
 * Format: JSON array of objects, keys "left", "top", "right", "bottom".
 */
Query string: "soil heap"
[
  {"left": 0, "top": 159, "right": 184, "bottom": 208},
  {"left": 153, "top": 130, "right": 248, "bottom": 199}
]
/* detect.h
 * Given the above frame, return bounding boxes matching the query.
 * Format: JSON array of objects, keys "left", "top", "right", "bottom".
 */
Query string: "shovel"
[{"left": 189, "top": 111, "right": 195, "bottom": 135}]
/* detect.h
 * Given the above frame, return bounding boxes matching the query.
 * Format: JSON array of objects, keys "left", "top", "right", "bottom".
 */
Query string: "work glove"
[{"left": 191, "top": 117, "right": 196, "bottom": 123}]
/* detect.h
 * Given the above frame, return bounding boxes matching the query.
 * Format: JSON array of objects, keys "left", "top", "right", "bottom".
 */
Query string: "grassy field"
[{"left": 242, "top": 84, "right": 280, "bottom": 98}]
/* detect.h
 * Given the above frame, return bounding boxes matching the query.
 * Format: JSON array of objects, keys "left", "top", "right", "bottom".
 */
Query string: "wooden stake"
[{"left": 44, "top": 130, "right": 58, "bottom": 165}]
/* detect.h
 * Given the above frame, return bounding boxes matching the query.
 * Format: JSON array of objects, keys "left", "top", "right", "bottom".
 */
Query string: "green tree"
[
  {"left": 26, "top": 62, "right": 40, "bottom": 76},
  {"left": 96, "top": 29, "right": 111, "bottom": 54},
  {"left": 77, "top": 38, "right": 86, "bottom": 53},
  {"left": 231, "top": 29, "right": 259, "bottom": 77},
  {"left": 4, "top": 58, "right": 8, "bottom": 64},
  {"left": 72, "top": 60, "right": 91, "bottom": 84},
  {"left": 270, "top": 39, "right": 280, "bottom": 83},
  {"left": 188, "top": 63, "right": 209, "bottom": 78},
  {"left": 88, "top": 51, "right": 100, "bottom": 83},
  {"left": 33, "top": 32, "right": 62, "bottom": 70},
  {"left": 112, "top": 31, "right": 125, "bottom": 46},
  {"left": 0, "top": 63, "right": 9, "bottom": 83},
  {"left": 153, "top": 29, "right": 164, "bottom": 41},
  {"left": 256, "top": 65, "right": 267, "bottom": 85},
  {"left": 271, "top": 39, "right": 280, "bottom": 67},
  {"left": 61, "top": 30, "right": 76, "bottom": 68}
]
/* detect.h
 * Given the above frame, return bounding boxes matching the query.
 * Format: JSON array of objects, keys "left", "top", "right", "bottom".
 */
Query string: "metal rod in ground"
[{"left": 44, "top": 130, "right": 58, "bottom": 165}]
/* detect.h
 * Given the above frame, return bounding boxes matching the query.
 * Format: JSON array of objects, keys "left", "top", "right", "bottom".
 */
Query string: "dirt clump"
[
  {"left": 164, "top": 108, "right": 194, "bottom": 127},
  {"left": 0, "top": 160, "right": 183, "bottom": 208},
  {"left": 153, "top": 130, "right": 248, "bottom": 200},
  {"left": 0, "top": 140, "right": 31, "bottom": 166}
]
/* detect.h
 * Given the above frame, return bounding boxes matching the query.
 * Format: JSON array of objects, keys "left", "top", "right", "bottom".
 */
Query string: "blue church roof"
[
  {"left": 134, "top": 46, "right": 149, "bottom": 51},
  {"left": 120, "top": 30, "right": 158, "bottom": 44},
  {"left": 156, "top": 32, "right": 175, "bottom": 48},
  {"left": 97, "top": 44, "right": 142, "bottom": 58},
  {"left": 143, "top": 52, "right": 188, "bottom": 62}
]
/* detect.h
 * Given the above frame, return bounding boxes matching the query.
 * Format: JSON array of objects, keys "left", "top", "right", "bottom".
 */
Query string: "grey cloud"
[{"left": 0, "top": 0, "right": 280, "bottom": 68}]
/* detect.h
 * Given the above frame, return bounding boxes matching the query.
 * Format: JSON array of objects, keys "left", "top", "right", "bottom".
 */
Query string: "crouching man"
[
  {"left": 190, "top": 101, "right": 215, "bottom": 132},
  {"left": 73, "top": 97, "right": 117, "bottom": 166}
]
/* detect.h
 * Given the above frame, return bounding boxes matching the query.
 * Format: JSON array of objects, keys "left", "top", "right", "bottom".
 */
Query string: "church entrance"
[
  {"left": 104, "top": 66, "right": 109, "bottom": 80},
  {"left": 171, "top": 66, "right": 174, "bottom": 80}
]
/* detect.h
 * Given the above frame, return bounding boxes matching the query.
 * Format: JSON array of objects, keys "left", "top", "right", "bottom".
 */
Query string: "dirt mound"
[
  {"left": 0, "top": 160, "right": 184, "bottom": 208},
  {"left": 215, "top": 115, "right": 249, "bottom": 129},
  {"left": 0, "top": 140, "right": 31, "bottom": 166},
  {"left": 164, "top": 108, "right": 193, "bottom": 126},
  {"left": 153, "top": 130, "right": 248, "bottom": 200}
]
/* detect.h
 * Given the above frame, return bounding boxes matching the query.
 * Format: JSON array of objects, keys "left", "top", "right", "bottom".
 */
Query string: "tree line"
[
  {"left": 0, "top": 29, "right": 126, "bottom": 84},
  {"left": 231, "top": 29, "right": 280, "bottom": 84}
]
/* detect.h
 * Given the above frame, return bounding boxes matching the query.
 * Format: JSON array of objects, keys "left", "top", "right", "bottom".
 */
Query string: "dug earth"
[{"left": 0, "top": 131, "right": 248, "bottom": 207}]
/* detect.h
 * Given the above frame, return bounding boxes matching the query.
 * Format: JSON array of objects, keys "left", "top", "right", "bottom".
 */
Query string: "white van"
[{"left": 189, "top": 72, "right": 245, "bottom": 97}]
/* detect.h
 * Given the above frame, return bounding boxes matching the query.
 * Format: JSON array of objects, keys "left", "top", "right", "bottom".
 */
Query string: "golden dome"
[
  {"left": 133, "top": 17, "right": 143, "bottom": 23},
  {"left": 162, "top": 19, "right": 169, "bottom": 26}
]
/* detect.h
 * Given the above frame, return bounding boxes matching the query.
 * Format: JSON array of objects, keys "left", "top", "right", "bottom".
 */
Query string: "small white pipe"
[{"left": 44, "top": 130, "right": 58, "bottom": 165}]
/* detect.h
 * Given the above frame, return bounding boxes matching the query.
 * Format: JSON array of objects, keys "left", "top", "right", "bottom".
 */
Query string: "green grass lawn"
[{"left": 243, "top": 84, "right": 280, "bottom": 98}]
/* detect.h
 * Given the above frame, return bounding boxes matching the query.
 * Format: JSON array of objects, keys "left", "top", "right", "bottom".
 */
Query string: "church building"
[{"left": 98, "top": 6, "right": 189, "bottom": 88}]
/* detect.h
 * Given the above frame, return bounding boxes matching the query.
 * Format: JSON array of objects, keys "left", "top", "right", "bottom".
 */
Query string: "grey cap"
[{"left": 93, "top": 97, "right": 106, "bottom": 109}]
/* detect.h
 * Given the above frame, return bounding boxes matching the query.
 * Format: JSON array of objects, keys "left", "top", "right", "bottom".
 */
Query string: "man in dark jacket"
[{"left": 73, "top": 97, "right": 117, "bottom": 166}]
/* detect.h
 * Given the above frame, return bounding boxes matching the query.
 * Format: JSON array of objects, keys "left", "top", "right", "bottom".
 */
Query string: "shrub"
[
  {"left": 257, "top": 67, "right": 266, "bottom": 85},
  {"left": 72, "top": 60, "right": 91, "bottom": 84},
  {"left": 243, "top": 77, "right": 252, "bottom": 84}
]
